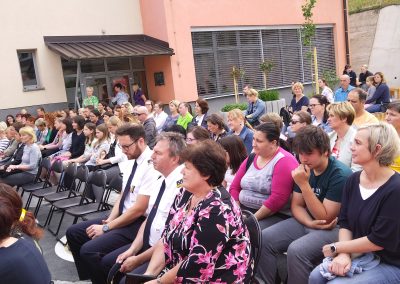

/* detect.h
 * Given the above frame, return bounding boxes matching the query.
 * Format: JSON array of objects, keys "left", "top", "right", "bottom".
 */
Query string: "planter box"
[{"left": 265, "top": 98, "right": 286, "bottom": 114}]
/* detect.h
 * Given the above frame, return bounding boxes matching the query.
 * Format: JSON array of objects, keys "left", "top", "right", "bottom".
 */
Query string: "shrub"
[
  {"left": 258, "top": 89, "right": 280, "bottom": 101},
  {"left": 221, "top": 103, "right": 247, "bottom": 112}
]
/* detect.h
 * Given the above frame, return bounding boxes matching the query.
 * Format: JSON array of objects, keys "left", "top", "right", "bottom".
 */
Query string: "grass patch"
[{"left": 349, "top": 0, "right": 400, "bottom": 14}]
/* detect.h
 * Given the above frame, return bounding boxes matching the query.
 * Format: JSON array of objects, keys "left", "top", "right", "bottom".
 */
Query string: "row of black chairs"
[{"left": 18, "top": 157, "right": 122, "bottom": 242}]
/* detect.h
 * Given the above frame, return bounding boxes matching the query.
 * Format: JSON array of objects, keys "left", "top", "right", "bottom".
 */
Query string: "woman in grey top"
[{"left": 0, "top": 126, "right": 41, "bottom": 186}]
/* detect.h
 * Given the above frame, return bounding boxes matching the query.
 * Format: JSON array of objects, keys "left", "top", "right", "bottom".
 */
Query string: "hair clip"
[{"left": 19, "top": 208, "right": 27, "bottom": 222}]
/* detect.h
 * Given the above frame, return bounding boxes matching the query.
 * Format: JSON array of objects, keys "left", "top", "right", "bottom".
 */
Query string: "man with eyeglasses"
[
  {"left": 135, "top": 106, "right": 157, "bottom": 149},
  {"left": 66, "top": 124, "right": 161, "bottom": 284}
]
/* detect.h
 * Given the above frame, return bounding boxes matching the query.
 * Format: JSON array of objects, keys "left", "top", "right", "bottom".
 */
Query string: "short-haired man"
[
  {"left": 136, "top": 106, "right": 157, "bottom": 149},
  {"left": 101, "top": 132, "right": 186, "bottom": 282},
  {"left": 347, "top": 88, "right": 378, "bottom": 127},
  {"left": 334, "top": 75, "right": 355, "bottom": 102},
  {"left": 256, "top": 126, "right": 352, "bottom": 284},
  {"left": 83, "top": 105, "right": 94, "bottom": 123},
  {"left": 357, "top": 64, "right": 373, "bottom": 90},
  {"left": 66, "top": 124, "right": 161, "bottom": 284},
  {"left": 112, "top": 83, "right": 129, "bottom": 106}
]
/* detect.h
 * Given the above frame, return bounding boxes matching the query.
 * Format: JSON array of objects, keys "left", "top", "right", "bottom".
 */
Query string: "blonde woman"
[
  {"left": 290, "top": 82, "right": 309, "bottom": 112},
  {"left": 227, "top": 109, "right": 253, "bottom": 154},
  {"left": 0, "top": 122, "right": 9, "bottom": 152},
  {"left": 162, "top": 100, "right": 180, "bottom": 131},
  {"left": 328, "top": 102, "right": 361, "bottom": 172},
  {"left": 0, "top": 127, "right": 41, "bottom": 186},
  {"left": 244, "top": 88, "right": 265, "bottom": 126}
]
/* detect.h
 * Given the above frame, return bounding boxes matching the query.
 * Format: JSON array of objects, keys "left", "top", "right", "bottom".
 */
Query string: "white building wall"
[{"left": 0, "top": 0, "right": 143, "bottom": 110}]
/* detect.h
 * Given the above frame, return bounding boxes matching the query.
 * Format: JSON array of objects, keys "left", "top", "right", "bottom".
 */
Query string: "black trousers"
[{"left": 66, "top": 216, "right": 145, "bottom": 284}]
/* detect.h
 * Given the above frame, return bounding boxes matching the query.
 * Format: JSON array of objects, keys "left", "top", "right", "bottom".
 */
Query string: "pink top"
[{"left": 230, "top": 147, "right": 298, "bottom": 213}]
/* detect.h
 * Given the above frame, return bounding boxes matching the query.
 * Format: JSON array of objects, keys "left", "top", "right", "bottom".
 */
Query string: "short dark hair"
[
  {"left": 91, "top": 109, "right": 101, "bottom": 118},
  {"left": 115, "top": 124, "right": 146, "bottom": 141},
  {"left": 103, "top": 111, "right": 114, "bottom": 117},
  {"left": 350, "top": 88, "right": 368, "bottom": 102},
  {"left": 85, "top": 105, "right": 95, "bottom": 111},
  {"left": 206, "top": 113, "right": 226, "bottom": 130},
  {"left": 12, "top": 122, "right": 24, "bottom": 133},
  {"left": 255, "top": 122, "right": 280, "bottom": 144},
  {"left": 387, "top": 100, "right": 400, "bottom": 113},
  {"left": 218, "top": 136, "right": 247, "bottom": 174},
  {"left": 114, "top": 83, "right": 123, "bottom": 89},
  {"left": 37, "top": 107, "right": 45, "bottom": 112},
  {"left": 196, "top": 98, "right": 209, "bottom": 114},
  {"left": 181, "top": 140, "right": 227, "bottom": 186},
  {"left": 72, "top": 115, "right": 86, "bottom": 130},
  {"left": 99, "top": 101, "right": 108, "bottom": 108},
  {"left": 292, "top": 125, "right": 331, "bottom": 156},
  {"left": 187, "top": 126, "right": 210, "bottom": 141},
  {"left": 164, "top": 124, "right": 187, "bottom": 138}
]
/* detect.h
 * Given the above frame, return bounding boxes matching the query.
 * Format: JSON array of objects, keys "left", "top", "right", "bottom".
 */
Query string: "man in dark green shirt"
[{"left": 256, "top": 126, "right": 352, "bottom": 284}]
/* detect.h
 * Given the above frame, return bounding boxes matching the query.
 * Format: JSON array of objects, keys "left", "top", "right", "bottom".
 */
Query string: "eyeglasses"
[
  {"left": 291, "top": 120, "right": 301, "bottom": 125},
  {"left": 118, "top": 139, "right": 138, "bottom": 150},
  {"left": 309, "top": 104, "right": 321, "bottom": 108}
]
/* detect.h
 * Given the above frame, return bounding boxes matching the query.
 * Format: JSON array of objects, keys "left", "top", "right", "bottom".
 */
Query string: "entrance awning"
[{"left": 44, "top": 35, "right": 174, "bottom": 60}]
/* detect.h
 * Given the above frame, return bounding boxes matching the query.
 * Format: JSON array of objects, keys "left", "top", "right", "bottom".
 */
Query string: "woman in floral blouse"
[{"left": 144, "top": 140, "right": 253, "bottom": 284}]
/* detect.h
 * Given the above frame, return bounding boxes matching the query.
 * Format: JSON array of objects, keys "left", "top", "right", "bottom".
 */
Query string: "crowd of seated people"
[{"left": 1, "top": 79, "right": 400, "bottom": 284}]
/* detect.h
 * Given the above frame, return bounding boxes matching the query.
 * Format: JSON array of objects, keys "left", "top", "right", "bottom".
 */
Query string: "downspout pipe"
[{"left": 343, "top": 0, "right": 351, "bottom": 64}]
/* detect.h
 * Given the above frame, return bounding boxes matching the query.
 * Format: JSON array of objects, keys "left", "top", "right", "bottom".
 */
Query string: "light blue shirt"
[
  {"left": 334, "top": 85, "right": 355, "bottom": 102},
  {"left": 112, "top": 91, "right": 128, "bottom": 106}
]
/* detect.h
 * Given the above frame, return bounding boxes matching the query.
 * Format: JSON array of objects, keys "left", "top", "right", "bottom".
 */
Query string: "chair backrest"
[
  {"left": 76, "top": 165, "right": 89, "bottom": 183},
  {"left": 89, "top": 170, "right": 107, "bottom": 203},
  {"left": 108, "top": 175, "right": 123, "bottom": 193},
  {"left": 242, "top": 209, "right": 262, "bottom": 281},
  {"left": 33, "top": 157, "right": 43, "bottom": 183},
  {"left": 61, "top": 163, "right": 77, "bottom": 190},
  {"left": 51, "top": 159, "right": 64, "bottom": 174}
]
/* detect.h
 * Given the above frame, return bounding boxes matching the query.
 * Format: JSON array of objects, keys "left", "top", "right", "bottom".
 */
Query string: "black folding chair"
[
  {"left": 64, "top": 169, "right": 108, "bottom": 224},
  {"left": 242, "top": 210, "right": 262, "bottom": 284},
  {"left": 22, "top": 157, "right": 52, "bottom": 209},
  {"left": 28, "top": 160, "right": 65, "bottom": 217},
  {"left": 46, "top": 165, "right": 88, "bottom": 238},
  {"left": 17, "top": 157, "right": 44, "bottom": 196}
]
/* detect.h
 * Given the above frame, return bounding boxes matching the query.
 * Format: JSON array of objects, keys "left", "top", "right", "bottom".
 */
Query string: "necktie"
[
  {"left": 142, "top": 180, "right": 166, "bottom": 250},
  {"left": 118, "top": 160, "right": 138, "bottom": 215}
]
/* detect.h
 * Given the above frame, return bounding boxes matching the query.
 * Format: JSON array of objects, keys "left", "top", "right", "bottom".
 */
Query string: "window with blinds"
[{"left": 191, "top": 27, "right": 336, "bottom": 97}]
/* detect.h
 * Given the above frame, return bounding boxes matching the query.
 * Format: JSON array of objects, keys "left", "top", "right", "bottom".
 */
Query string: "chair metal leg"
[
  {"left": 25, "top": 193, "right": 33, "bottom": 210},
  {"left": 44, "top": 205, "right": 55, "bottom": 228},
  {"left": 34, "top": 197, "right": 43, "bottom": 218}
]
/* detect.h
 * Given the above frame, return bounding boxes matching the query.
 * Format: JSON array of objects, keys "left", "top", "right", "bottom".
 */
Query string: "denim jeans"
[{"left": 309, "top": 262, "right": 400, "bottom": 284}]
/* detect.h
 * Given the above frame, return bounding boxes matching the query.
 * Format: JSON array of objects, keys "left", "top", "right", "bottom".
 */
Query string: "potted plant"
[
  {"left": 220, "top": 102, "right": 247, "bottom": 122},
  {"left": 258, "top": 89, "right": 286, "bottom": 114},
  {"left": 231, "top": 66, "right": 245, "bottom": 104}
]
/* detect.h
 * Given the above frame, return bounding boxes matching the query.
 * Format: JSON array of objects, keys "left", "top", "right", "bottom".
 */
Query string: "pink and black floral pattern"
[{"left": 161, "top": 187, "right": 253, "bottom": 283}]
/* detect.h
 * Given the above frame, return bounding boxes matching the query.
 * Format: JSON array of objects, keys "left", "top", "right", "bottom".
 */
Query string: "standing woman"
[
  {"left": 310, "top": 95, "right": 332, "bottom": 133},
  {"left": 0, "top": 127, "right": 41, "bottom": 187},
  {"left": 290, "top": 82, "right": 310, "bottom": 112},
  {"left": 177, "top": 102, "right": 193, "bottom": 130},
  {"left": 245, "top": 88, "right": 266, "bottom": 127},
  {"left": 219, "top": 135, "right": 247, "bottom": 192},
  {"left": 230, "top": 122, "right": 299, "bottom": 229},
  {"left": 227, "top": 108, "right": 254, "bottom": 154},
  {"left": 328, "top": 102, "right": 361, "bottom": 172},
  {"left": 318, "top": 78, "right": 334, "bottom": 103},
  {"left": 190, "top": 98, "right": 209, "bottom": 128},
  {"left": 206, "top": 113, "right": 228, "bottom": 142},
  {"left": 365, "top": 72, "right": 390, "bottom": 113},
  {"left": 309, "top": 123, "right": 400, "bottom": 283},
  {"left": 83, "top": 86, "right": 99, "bottom": 109},
  {"left": 162, "top": 100, "right": 180, "bottom": 131},
  {"left": 385, "top": 100, "right": 400, "bottom": 172}
]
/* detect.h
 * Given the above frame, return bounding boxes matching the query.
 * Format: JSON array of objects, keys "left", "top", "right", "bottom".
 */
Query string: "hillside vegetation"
[{"left": 349, "top": 0, "right": 400, "bottom": 14}]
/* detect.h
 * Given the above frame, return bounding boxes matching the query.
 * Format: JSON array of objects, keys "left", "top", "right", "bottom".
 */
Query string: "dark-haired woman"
[
  {"left": 190, "top": 98, "right": 209, "bottom": 129},
  {"left": 230, "top": 122, "right": 298, "bottom": 229},
  {"left": 49, "top": 117, "right": 74, "bottom": 159},
  {"left": 0, "top": 183, "right": 51, "bottom": 284},
  {"left": 186, "top": 126, "right": 210, "bottom": 144},
  {"left": 310, "top": 95, "right": 332, "bottom": 133},
  {"left": 207, "top": 113, "right": 228, "bottom": 142},
  {"left": 365, "top": 72, "right": 390, "bottom": 113},
  {"left": 219, "top": 135, "right": 247, "bottom": 192},
  {"left": 6, "top": 115, "right": 15, "bottom": 127},
  {"left": 143, "top": 140, "right": 252, "bottom": 283}
]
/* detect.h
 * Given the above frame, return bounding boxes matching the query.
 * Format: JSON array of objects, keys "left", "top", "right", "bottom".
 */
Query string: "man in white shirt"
[
  {"left": 66, "top": 124, "right": 161, "bottom": 284},
  {"left": 101, "top": 132, "right": 186, "bottom": 282}
]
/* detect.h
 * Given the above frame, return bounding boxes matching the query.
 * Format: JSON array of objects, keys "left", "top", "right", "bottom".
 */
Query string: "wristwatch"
[
  {"left": 102, "top": 224, "right": 110, "bottom": 233},
  {"left": 330, "top": 243, "right": 337, "bottom": 254}
]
